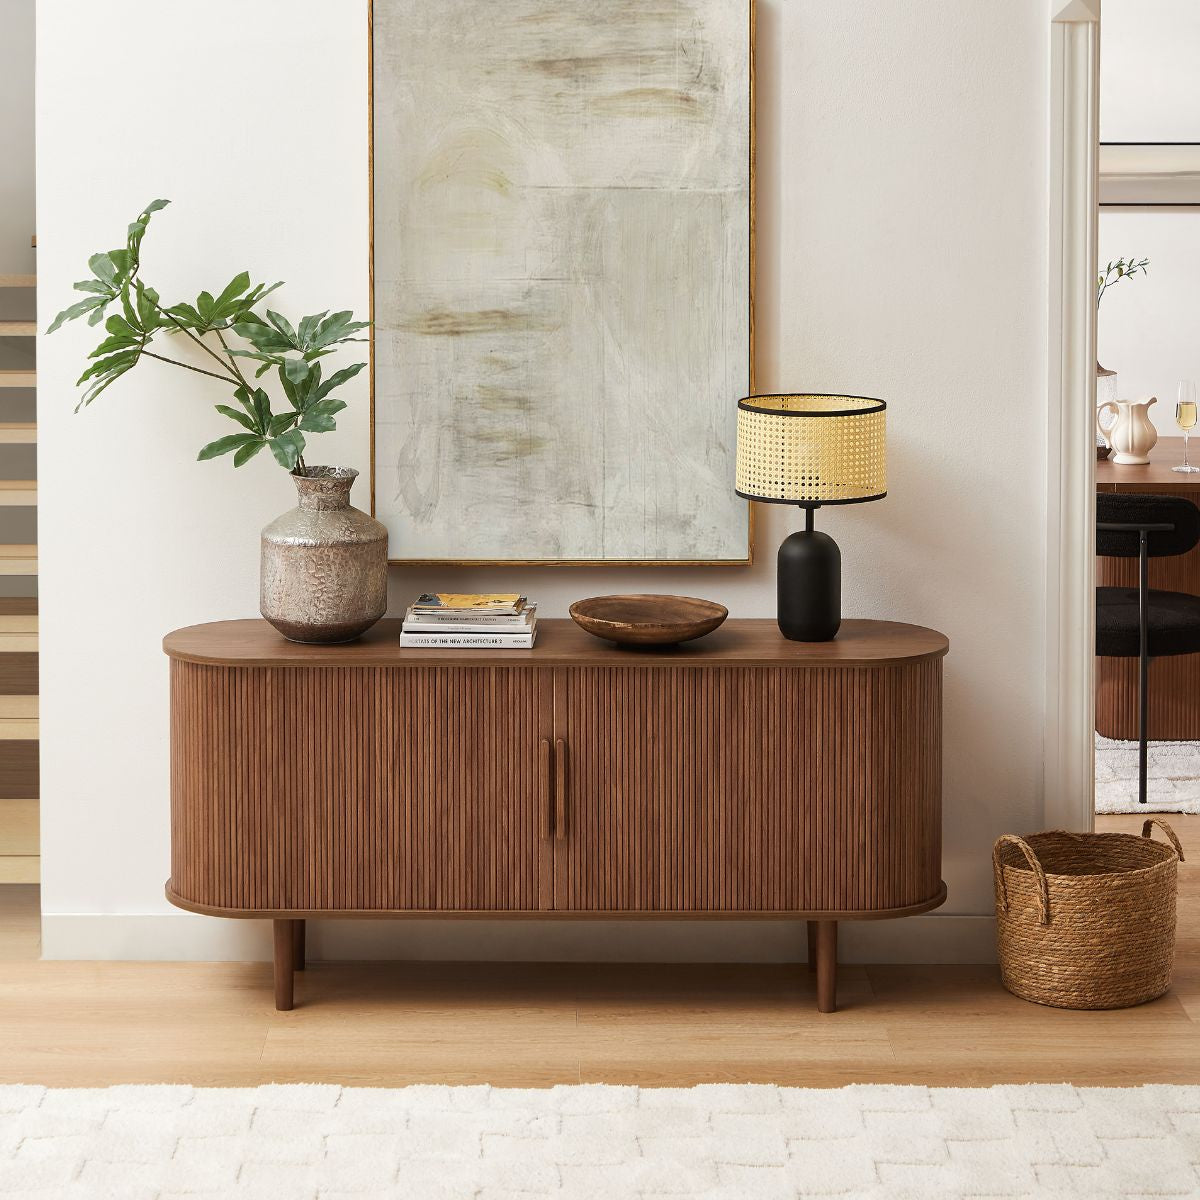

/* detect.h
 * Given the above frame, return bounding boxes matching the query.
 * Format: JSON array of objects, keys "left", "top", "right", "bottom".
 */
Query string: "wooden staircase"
[{"left": 0, "top": 273, "right": 36, "bottom": 883}]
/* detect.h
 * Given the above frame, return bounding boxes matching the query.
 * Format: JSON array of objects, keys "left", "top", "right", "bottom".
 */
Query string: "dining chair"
[{"left": 1097, "top": 492, "right": 1200, "bottom": 805}]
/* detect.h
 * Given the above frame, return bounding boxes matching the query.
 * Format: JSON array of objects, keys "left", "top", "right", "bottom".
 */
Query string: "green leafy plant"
[
  {"left": 47, "top": 199, "right": 368, "bottom": 473},
  {"left": 1097, "top": 256, "right": 1150, "bottom": 307}
]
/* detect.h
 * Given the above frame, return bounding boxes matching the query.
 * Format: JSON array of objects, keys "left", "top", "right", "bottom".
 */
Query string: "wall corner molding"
[{"left": 1044, "top": 7, "right": 1099, "bottom": 830}]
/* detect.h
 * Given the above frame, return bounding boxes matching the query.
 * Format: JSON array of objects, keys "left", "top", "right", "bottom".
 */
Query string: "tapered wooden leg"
[
  {"left": 806, "top": 921, "right": 817, "bottom": 972},
  {"left": 815, "top": 920, "right": 838, "bottom": 1013},
  {"left": 293, "top": 919, "right": 306, "bottom": 972},
  {"left": 273, "top": 919, "right": 295, "bottom": 1011}
]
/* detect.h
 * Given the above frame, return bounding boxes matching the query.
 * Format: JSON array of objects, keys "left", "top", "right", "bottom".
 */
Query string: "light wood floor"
[{"left": 1, "top": 814, "right": 1197, "bottom": 1089}]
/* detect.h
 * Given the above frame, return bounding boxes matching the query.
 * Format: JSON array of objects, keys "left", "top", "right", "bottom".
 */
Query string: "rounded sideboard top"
[{"left": 163, "top": 617, "right": 948, "bottom": 669}]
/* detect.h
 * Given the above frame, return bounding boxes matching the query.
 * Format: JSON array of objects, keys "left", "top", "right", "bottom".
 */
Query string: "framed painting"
[{"left": 369, "top": 0, "right": 754, "bottom": 564}]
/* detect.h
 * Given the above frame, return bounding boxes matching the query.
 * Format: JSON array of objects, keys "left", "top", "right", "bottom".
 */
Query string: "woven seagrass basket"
[{"left": 993, "top": 819, "right": 1183, "bottom": 1010}]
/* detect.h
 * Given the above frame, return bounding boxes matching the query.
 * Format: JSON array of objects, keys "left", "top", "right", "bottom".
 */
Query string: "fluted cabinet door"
[
  {"left": 170, "top": 663, "right": 553, "bottom": 913},
  {"left": 552, "top": 664, "right": 942, "bottom": 914}
]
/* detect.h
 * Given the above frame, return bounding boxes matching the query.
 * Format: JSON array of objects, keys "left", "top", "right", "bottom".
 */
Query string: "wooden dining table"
[{"left": 1097, "top": 437, "right": 1200, "bottom": 739}]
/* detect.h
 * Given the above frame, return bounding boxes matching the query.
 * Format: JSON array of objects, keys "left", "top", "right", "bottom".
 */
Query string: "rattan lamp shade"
[{"left": 735, "top": 394, "right": 887, "bottom": 505}]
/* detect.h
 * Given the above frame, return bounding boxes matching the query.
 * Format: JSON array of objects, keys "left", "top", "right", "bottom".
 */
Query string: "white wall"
[
  {"left": 0, "top": 0, "right": 35, "bottom": 275},
  {"left": 37, "top": 0, "right": 1049, "bottom": 962},
  {"left": 1098, "top": 0, "right": 1200, "bottom": 437},
  {"left": 1100, "top": 0, "right": 1200, "bottom": 142}
]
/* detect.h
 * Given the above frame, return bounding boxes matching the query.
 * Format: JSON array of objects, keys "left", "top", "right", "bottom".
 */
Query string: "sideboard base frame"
[
  {"left": 165, "top": 884, "right": 948, "bottom": 924},
  {"left": 167, "top": 883, "right": 948, "bottom": 1014}
]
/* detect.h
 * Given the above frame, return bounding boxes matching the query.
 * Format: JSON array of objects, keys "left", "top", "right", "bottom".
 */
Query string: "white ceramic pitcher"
[{"left": 1097, "top": 396, "right": 1158, "bottom": 465}]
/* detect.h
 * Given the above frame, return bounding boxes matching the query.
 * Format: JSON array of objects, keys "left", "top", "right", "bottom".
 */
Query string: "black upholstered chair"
[{"left": 1097, "top": 492, "right": 1200, "bottom": 804}]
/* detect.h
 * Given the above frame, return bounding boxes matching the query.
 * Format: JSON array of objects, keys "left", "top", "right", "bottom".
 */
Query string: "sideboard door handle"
[
  {"left": 554, "top": 738, "right": 567, "bottom": 839},
  {"left": 540, "top": 738, "right": 553, "bottom": 840}
]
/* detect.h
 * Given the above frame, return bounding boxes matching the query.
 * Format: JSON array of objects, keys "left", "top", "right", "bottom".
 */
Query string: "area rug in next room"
[
  {"left": 3, "top": 1082, "right": 1200, "bottom": 1199},
  {"left": 1096, "top": 732, "right": 1200, "bottom": 814}
]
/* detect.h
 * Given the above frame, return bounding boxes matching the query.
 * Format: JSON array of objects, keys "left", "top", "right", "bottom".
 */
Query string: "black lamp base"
[{"left": 777, "top": 508, "right": 841, "bottom": 642}]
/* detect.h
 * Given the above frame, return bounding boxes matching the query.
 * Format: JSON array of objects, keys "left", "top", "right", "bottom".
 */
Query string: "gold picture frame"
[{"left": 368, "top": 0, "right": 756, "bottom": 567}]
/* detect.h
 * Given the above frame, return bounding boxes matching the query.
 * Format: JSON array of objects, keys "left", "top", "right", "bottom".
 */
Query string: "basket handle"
[
  {"left": 993, "top": 834, "right": 1049, "bottom": 925},
  {"left": 1142, "top": 817, "right": 1185, "bottom": 861}
]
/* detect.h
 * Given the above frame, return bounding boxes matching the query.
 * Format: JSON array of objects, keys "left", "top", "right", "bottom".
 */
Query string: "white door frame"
[{"left": 1045, "top": 0, "right": 1100, "bottom": 831}]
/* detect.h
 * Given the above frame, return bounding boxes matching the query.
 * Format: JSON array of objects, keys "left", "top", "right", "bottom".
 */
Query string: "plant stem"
[
  {"left": 148, "top": 296, "right": 245, "bottom": 380},
  {"left": 144, "top": 350, "right": 240, "bottom": 384},
  {"left": 215, "top": 328, "right": 254, "bottom": 392}
]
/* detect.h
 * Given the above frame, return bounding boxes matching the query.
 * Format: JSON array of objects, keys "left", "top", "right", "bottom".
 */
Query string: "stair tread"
[
  {"left": 0, "top": 371, "right": 35, "bottom": 388},
  {"left": 0, "top": 858, "right": 39, "bottom": 884},
  {"left": 0, "top": 798, "right": 38, "bottom": 856},
  {"left": 0, "top": 545, "right": 37, "bottom": 575},
  {"left": 0, "top": 483, "right": 36, "bottom": 507},
  {"left": 0, "top": 600, "right": 37, "bottom": 616},
  {"left": 0, "top": 425, "right": 35, "bottom": 444},
  {"left": 0, "top": 323, "right": 35, "bottom": 337},
  {"left": 0, "top": 276, "right": 35, "bottom": 288}
]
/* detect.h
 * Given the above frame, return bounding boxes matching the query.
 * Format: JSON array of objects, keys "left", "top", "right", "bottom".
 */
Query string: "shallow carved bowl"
[{"left": 569, "top": 594, "right": 729, "bottom": 647}]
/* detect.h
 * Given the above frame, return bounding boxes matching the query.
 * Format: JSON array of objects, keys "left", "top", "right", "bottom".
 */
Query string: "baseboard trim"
[{"left": 40, "top": 912, "right": 998, "bottom": 964}]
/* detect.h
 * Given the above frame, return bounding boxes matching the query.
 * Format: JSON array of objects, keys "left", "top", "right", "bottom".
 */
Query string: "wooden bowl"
[{"left": 569, "top": 594, "right": 729, "bottom": 647}]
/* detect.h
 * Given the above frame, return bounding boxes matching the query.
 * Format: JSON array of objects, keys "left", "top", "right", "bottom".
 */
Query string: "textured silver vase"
[{"left": 260, "top": 467, "right": 388, "bottom": 644}]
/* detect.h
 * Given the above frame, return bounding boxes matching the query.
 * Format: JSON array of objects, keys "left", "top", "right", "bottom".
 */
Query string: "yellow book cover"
[{"left": 413, "top": 593, "right": 525, "bottom": 612}]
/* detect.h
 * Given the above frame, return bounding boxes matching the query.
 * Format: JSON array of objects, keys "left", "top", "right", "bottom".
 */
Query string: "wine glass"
[{"left": 1175, "top": 381, "right": 1200, "bottom": 473}]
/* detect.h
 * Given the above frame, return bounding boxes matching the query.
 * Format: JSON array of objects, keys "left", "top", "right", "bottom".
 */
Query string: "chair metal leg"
[
  {"left": 1138, "top": 649, "right": 1149, "bottom": 806},
  {"left": 1137, "top": 529, "right": 1150, "bottom": 806}
]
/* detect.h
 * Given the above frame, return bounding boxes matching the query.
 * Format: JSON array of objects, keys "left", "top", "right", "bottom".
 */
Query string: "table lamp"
[{"left": 735, "top": 394, "right": 887, "bottom": 641}]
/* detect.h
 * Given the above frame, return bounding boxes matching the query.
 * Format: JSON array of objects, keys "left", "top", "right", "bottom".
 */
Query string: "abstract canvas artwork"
[{"left": 371, "top": 0, "right": 752, "bottom": 563}]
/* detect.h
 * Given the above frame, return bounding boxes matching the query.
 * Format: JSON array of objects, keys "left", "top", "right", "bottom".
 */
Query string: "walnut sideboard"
[{"left": 164, "top": 618, "right": 948, "bottom": 1013}]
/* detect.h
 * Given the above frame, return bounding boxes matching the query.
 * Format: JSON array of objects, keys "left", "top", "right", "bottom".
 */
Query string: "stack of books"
[{"left": 400, "top": 594, "right": 537, "bottom": 649}]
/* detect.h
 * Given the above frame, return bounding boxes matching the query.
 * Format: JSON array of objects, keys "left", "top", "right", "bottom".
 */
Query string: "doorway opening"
[{"left": 1051, "top": 2, "right": 1200, "bottom": 836}]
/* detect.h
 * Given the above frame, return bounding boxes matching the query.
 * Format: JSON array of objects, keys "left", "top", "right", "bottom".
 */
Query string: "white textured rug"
[
  {"left": 3, "top": 1082, "right": 1200, "bottom": 1198},
  {"left": 1096, "top": 733, "right": 1200, "bottom": 814}
]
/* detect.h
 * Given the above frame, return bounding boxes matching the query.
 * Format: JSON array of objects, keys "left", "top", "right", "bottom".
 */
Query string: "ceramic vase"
[
  {"left": 260, "top": 466, "right": 388, "bottom": 643},
  {"left": 1096, "top": 362, "right": 1118, "bottom": 459}
]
